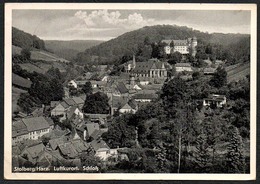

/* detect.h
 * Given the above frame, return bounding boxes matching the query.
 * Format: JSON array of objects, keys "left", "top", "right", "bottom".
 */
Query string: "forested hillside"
[
  {"left": 45, "top": 40, "right": 104, "bottom": 61},
  {"left": 12, "top": 27, "right": 46, "bottom": 50},
  {"left": 76, "top": 25, "right": 250, "bottom": 65}
]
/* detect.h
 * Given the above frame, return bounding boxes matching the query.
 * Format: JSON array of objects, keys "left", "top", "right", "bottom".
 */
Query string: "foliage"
[
  {"left": 12, "top": 27, "right": 46, "bottom": 50},
  {"left": 83, "top": 92, "right": 109, "bottom": 114},
  {"left": 82, "top": 81, "right": 93, "bottom": 95},
  {"left": 21, "top": 48, "right": 31, "bottom": 60},
  {"left": 210, "top": 66, "right": 227, "bottom": 88},
  {"left": 168, "top": 51, "right": 182, "bottom": 65}
]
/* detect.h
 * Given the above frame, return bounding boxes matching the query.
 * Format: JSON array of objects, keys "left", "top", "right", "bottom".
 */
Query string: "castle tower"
[{"left": 191, "top": 36, "right": 197, "bottom": 57}]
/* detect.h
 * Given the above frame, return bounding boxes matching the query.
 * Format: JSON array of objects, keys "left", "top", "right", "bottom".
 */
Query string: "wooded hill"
[
  {"left": 76, "top": 25, "right": 250, "bottom": 64},
  {"left": 45, "top": 40, "right": 104, "bottom": 61},
  {"left": 12, "top": 27, "right": 46, "bottom": 50}
]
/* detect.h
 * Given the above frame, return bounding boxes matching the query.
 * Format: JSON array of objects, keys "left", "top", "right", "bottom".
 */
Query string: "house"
[
  {"left": 90, "top": 139, "right": 110, "bottom": 160},
  {"left": 110, "top": 95, "right": 128, "bottom": 116},
  {"left": 175, "top": 63, "right": 193, "bottom": 72},
  {"left": 203, "top": 67, "right": 216, "bottom": 75},
  {"left": 161, "top": 37, "right": 197, "bottom": 56},
  {"left": 117, "top": 82, "right": 129, "bottom": 96},
  {"left": 65, "top": 106, "right": 84, "bottom": 121},
  {"left": 72, "top": 97, "right": 85, "bottom": 108},
  {"left": 20, "top": 143, "right": 45, "bottom": 164},
  {"left": 68, "top": 80, "right": 77, "bottom": 89},
  {"left": 119, "top": 100, "right": 138, "bottom": 114},
  {"left": 90, "top": 80, "right": 107, "bottom": 89},
  {"left": 50, "top": 101, "right": 60, "bottom": 109},
  {"left": 203, "top": 94, "right": 227, "bottom": 108},
  {"left": 82, "top": 72, "right": 95, "bottom": 80},
  {"left": 22, "top": 117, "right": 54, "bottom": 140},
  {"left": 31, "top": 107, "right": 44, "bottom": 117},
  {"left": 12, "top": 117, "right": 54, "bottom": 145},
  {"left": 133, "top": 93, "right": 157, "bottom": 103},
  {"left": 64, "top": 98, "right": 77, "bottom": 107},
  {"left": 86, "top": 123, "right": 100, "bottom": 139},
  {"left": 51, "top": 101, "right": 69, "bottom": 119},
  {"left": 84, "top": 113, "right": 109, "bottom": 123}
]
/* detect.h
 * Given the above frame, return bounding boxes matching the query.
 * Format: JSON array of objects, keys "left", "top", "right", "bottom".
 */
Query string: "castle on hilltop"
[{"left": 161, "top": 37, "right": 197, "bottom": 57}]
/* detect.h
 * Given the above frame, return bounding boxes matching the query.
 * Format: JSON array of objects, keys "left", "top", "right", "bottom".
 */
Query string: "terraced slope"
[{"left": 227, "top": 62, "right": 250, "bottom": 83}]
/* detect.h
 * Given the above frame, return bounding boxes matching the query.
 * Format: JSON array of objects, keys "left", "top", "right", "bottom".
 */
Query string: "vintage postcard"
[{"left": 4, "top": 3, "right": 256, "bottom": 180}]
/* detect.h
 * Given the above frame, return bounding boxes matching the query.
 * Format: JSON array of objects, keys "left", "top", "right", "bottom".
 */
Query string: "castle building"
[
  {"left": 125, "top": 57, "right": 168, "bottom": 79},
  {"left": 161, "top": 37, "right": 197, "bottom": 56}
]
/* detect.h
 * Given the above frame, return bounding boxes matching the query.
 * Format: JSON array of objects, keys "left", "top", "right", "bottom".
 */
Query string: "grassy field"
[{"left": 12, "top": 87, "right": 26, "bottom": 113}]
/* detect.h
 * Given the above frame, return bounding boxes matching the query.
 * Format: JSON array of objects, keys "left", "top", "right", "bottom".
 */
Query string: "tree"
[
  {"left": 168, "top": 51, "right": 182, "bottom": 65},
  {"left": 83, "top": 92, "right": 109, "bottom": 114},
  {"left": 82, "top": 81, "right": 93, "bottom": 95},
  {"left": 21, "top": 48, "right": 31, "bottom": 60},
  {"left": 209, "top": 66, "right": 227, "bottom": 88},
  {"left": 225, "top": 126, "right": 245, "bottom": 173}
]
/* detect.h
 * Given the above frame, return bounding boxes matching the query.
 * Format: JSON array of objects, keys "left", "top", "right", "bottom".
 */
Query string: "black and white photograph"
[{"left": 4, "top": 3, "right": 256, "bottom": 180}]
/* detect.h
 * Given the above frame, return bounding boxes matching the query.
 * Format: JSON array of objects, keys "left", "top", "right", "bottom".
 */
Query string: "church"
[
  {"left": 161, "top": 37, "right": 197, "bottom": 56},
  {"left": 124, "top": 56, "right": 168, "bottom": 79}
]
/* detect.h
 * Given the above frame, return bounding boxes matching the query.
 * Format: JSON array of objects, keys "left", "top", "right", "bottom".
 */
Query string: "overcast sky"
[{"left": 12, "top": 10, "right": 251, "bottom": 41}]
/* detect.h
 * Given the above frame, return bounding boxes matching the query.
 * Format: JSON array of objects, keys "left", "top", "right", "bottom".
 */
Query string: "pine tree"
[{"left": 225, "top": 127, "right": 245, "bottom": 173}]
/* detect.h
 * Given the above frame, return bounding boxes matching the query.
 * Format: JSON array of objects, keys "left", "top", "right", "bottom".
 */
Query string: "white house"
[
  {"left": 175, "top": 63, "right": 193, "bottom": 72},
  {"left": 203, "top": 94, "right": 227, "bottom": 108},
  {"left": 12, "top": 117, "right": 54, "bottom": 145},
  {"left": 68, "top": 80, "right": 77, "bottom": 89}
]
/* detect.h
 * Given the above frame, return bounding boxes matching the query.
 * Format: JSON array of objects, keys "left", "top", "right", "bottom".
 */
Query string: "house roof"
[
  {"left": 161, "top": 39, "right": 172, "bottom": 45},
  {"left": 12, "top": 120, "right": 28, "bottom": 137},
  {"left": 90, "top": 129, "right": 103, "bottom": 140},
  {"left": 58, "top": 142, "right": 78, "bottom": 158},
  {"left": 86, "top": 123, "right": 100, "bottom": 136},
  {"left": 12, "top": 73, "right": 32, "bottom": 89},
  {"left": 117, "top": 82, "right": 128, "bottom": 94},
  {"left": 22, "top": 117, "right": 52, "bottom": 132},
  {"left": 60, "top": 101, "right": 70, "bottom": 109},
  {"left": 111, "top": 96, "right": 128, "bottom": 108},
  {"left": 49, "top": 137, "right": 68, "bottom": 150},
  {"left": 72, "top": 97, "right": 85, "bottom": 105},
  {"left": 133, "top": 93, "right": 157, "bottom": 100},
  {"left": 79, "top": 94, "right": 86, "bottom": 101},
  {"left": 31, "top": 107, "right": 44, "bottom": 117},
  {"left": 70, "top": 139, "right": 90, "bottom": 153},
  {"left": 51, "top": 101, "right": 60, "bottom": 108},
  {"left": 175, "top": 63, "right": 192, "bottom": 67},
  {"left": 64, "top": 98, "right": 76, "bottom": 106},
  {"left": 66, "top": 106, "right": 79, "bottom": 120},
  {"left": 90, "top": 139, "right": 110, "bottom": 152},
  {"left": 85, "top": 113, "right": 109, "bottom": 119},
  {"left": 23, "top": 143, "right": 45, "bottom": 159},
  {"left": 172, "top": 40, "right": 188, "bottom": 46}
]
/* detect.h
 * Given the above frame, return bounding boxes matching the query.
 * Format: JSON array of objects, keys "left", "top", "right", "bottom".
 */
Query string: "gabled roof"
[
  {"left": 58, "top": 142, "right": 78, "bottom": 158},
  {"left": 49, "top": 137, "right": 68, "bottom": 150},
  {"left": 175, "top": 63, "right": 192, "bottom": 67},
  {"left": 64, "top": 98, "right": 76, "bottom": 106},
  {"left": 111, "top": 96, "right": 128, "bottom": 108},
  {"left": 22, "top": 143, "right": 45, "bottom": 159},
  {"left": 90, "top": 129, "right": 103, "bottom": 140},
  {"left": 86, "top": 123, "right": 100, "bottom": 136},
  {"left": 90, "top": 139, "right": 110, "bottom": 152},
  {"left": 66, "top": 106, "right": 80, "bottom": 120},
  {"left": 72, "top": 97, "right": 84, "bottom": 105},
  {"left": 60, "top": 101, "right": 70, "bottom": 109},
  {"left": 12, "top": 73, "right": 32, "bottom": 89},
  {"left": 117, "top": 82, "right": 128, "bottom": 94},
  {"left": 12, "top": 120, "right": 28, "bottom": 137},
  {"left": 31, "top": 107, "right": 44, "bottom": 117},
  {"left": 22, "top": 117, "right": 52, "bottom": 132}
]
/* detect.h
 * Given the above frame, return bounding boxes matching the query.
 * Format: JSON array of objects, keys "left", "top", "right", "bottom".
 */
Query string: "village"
[{"left": 11, "top": 37, "right": 229, "bottom": 172}]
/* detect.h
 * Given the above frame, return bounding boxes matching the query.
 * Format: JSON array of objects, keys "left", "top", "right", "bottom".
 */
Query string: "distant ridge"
[{"left": 76, "top": 25, "right": 249, "bottom": 64}]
